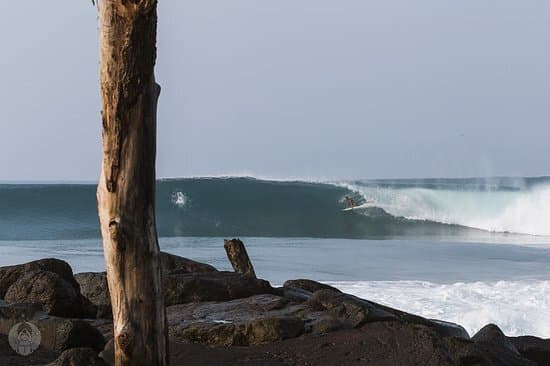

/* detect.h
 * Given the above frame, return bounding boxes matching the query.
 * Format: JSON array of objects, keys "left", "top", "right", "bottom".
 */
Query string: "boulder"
[
  {"left": 445, "top": 336, "right": 536, "bottom": 366},
  {"left": 429, "top": 319, "right": 470, "bottom": 340},
  {"left": 47, "top": 348, "right": 108, "bottom": 366},
  {"left": 163, "top": 271, "right": 274, "bottom": 306},
  {"left": 509, "top": 336, "right": 550, "bottom": 366},
  {"left": 99, "top": 338, "right": 114, "bottom": 366},
  {"left": 473, "top": 324, "right": 520, "bottom": 355},
  {"left": 0, "top": 315, "right": 105, "bottom": 354},
  {"left": 307, "top": 289, "right": 397, "bottom": 327},
  {"left": 260, "top": 321, "right": 459, "bottom": 366},
  {"left": 0, "top": 301, "right": 44, "bottom": 322},
  {"left": 0, "top": 258, "right": 80, "bottom": 298},
  {"left": 75, "top": 270, "right": 274, "bottom": 313},
  {"left": 0, "top": 333, "right": 57, "bottom": 366},
  {"left": 283, "top": 279, "right": 341, "bottom": 294},
  {"left": 309, "top": 317, "right": 350, "bottom": 334},
  {"left": 160, "top": 252, "right": 218, "bottom": 274},
  {"left": 74, "top": 273, "right": 111, "bottom": 318},
  {"left": 167, "top": 294, "right": 311, "bottom": 346},
  {"left": 4, "top": 271, "right": 89, "bottom": 318},
  {"left": 246, "top": 317, "right": 304, "bottom": 344}
]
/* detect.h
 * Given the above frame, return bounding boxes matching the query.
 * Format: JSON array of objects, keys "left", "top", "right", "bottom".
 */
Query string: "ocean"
[{"left": 1, "top": 176, "right": 549, "bottom": 337}]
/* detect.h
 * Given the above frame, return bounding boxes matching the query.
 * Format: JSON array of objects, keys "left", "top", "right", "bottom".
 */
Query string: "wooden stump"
[{"left": 224, "top": 239, "right": 257, "bottom": 278}]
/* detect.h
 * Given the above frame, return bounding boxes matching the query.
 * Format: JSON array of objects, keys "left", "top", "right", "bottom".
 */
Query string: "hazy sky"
[{"left": 1, "top": 1, "right": 549, "bottom": 181}]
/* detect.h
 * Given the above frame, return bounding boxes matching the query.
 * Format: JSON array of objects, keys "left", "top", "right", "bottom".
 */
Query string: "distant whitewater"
[{"left": 1, "top": 176, "right": 549, "bottom": 240}]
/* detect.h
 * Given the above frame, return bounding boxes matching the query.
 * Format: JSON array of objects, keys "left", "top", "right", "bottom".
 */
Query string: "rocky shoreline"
[{"left": 0, "top": 244, "right": 548, "bottom": 365}]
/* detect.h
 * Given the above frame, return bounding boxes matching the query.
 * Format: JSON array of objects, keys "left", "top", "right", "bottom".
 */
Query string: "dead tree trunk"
[
  {"left": 97, "top": 1, "right": 167, "bottom": 365},
  {"left": 224, "top": 239, "right": 257, "bottom": 278}
]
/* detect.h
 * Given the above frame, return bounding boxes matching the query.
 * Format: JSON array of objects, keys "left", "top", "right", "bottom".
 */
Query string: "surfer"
[{"left": 345, "top": 196, "right": 356, "bottom": 209}]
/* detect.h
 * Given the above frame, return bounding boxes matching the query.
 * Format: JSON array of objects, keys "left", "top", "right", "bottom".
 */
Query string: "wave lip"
[{"left": 342, "top": 178, "right": 550, "bottom": 236}]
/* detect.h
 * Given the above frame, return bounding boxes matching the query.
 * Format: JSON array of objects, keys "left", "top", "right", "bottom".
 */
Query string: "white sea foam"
[
  {"left": 341, "top": 182, "right": 550, "bottom": 236},
  {"left": 171, "top": 191, "right": 188, "bottom": 207},
  {"left": 328, "top": 280, "right": 550, "bottom": 337}
]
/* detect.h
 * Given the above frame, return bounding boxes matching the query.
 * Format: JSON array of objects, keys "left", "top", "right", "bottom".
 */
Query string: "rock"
[
  {"left": 0, "top": 301, "right": 44, "bottom": 321},
  {"left": 74, "top": 253, "right": 220, "bottom": 316},
  {"left": 160, "top": 252, "right": 218, "bottom": 274},
  {"left": 0, "top": 258, "right": 80, "bottom": 299},
  {"left": 429, "top": 319, "right": 470, "bottom": 340},
  {"left": 307, "top": 289, "right": 397, "bottom": 327},
  {"left": 473, "top": 324, "right": 520, "bottom": 355},
  {"left": 0, "top": 333, "right": 57, "bottom": 366},
  {"left": 0, "top": 315, "right": 105, "bottom": 354},
  {"left": 245, "top": 317, "right": 304, "bottom": 344},
  {"left": 446, "top": 336, "right": 536, "bottom": 366},
  {"left": 167, "top": 294, "right": 310, "bottom": 346},
  {"left": 74, "top": 273, "right": 111, "bottom": 318},
  {"left": 310, "top": 317, "right": 350, "bottom": 334},
  {"left": 47, "top": 348, "right": 108, "bottom": 366},
  {"left": 509, "top": 336, "right": 550, "bottom": 366},
  {"left": 4, "top": 271, "right": 89, "bottom": 318},
  {"left": 99, "top": 338, "right": 114, "bottom": 366},
  {"left": 163, "top": 271, "right": 274, "bottom": 306},
  {"left": 75, "top": 270, "right": 274, "bottom": 314},
  {"left": 262, "top": 321, "right": 458, "bottom": 366},
  {"left": 284, "top": 279, "right": 342, "bottom": 294}
]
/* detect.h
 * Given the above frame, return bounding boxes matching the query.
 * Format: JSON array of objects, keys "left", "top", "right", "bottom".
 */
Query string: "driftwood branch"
[{"left": 224, "top": 239, "right": 257, "bottom": 278}]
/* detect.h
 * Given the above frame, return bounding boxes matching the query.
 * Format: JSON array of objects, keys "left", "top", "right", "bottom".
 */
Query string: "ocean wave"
[
  {"left": 328, "top": 280, "right": 550, "bottom": 337},
  {"left": 1, "top": 176, "right": 549, "bottom": 240},
  {"left": 341, "top": 178, "right": 550, "bottom": 236}
]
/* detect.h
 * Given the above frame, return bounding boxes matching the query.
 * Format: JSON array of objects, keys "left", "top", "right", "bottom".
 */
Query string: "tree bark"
[
  {"left": 224, "top": 239, "right": 257, "bottom": 278},
  {"left": 97, "top": 1, "right": 167, "bottom": 365}
]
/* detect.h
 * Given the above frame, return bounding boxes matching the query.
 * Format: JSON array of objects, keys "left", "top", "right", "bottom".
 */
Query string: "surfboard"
[{"left": 341, "top": 202, "right": 375, "bottom": 212}]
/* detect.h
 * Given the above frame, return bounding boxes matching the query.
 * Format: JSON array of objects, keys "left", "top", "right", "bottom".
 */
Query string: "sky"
[{"left": 1, "top": 1, "right": 549, "bottom": 181}]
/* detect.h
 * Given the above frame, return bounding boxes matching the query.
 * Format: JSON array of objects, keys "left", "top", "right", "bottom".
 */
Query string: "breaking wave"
[{"left": 1, "top": 176, "right": 549, "bottom": 240}]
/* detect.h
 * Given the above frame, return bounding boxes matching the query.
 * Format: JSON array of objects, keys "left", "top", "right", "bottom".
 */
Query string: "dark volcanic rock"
[
  {"left": 163, "top": 271, "right": 274, "bottom": 306},
  {"left": 262, "top": 321, "right": 458, "bottom": 366},
  {"left": 0, "top": 301, "right": 44, "bottom": 321},
  {"left": 167, "top": 294, "right": 312, "bottom": 346},
  {"left": 473, "top": 324, "right": 520, "bottom": 355},
  {"left": 99, "top": 339, "right": 114, "bottom": 366},
  {"left": 0, "top": 313, "right": 105, "bottom": 354},
  {"left": 283, "top": 279, "right": 341, "bottom": 294},
  {"left": 307, "top": 289, "right": 397, "bottom": 327},
  {"left": 0, "top": 258, "right": 80, "bottom": 299},
  {"left": 309, "top": 316, "right": 350, "bottom": 334},
  {"left": 74, "top": 273, "right": 111, "bottom": 318},
  {"left": 446, "top": 337, "right": 536, "bottom": 366},
  {"left": 4, "top": 271, "right": 87, "bottom": 318},
  {"left": 510, "top": 336, "right": 550, "bottom": 366},
  {"left": 246, "top": 317, "right": 304, "bottom": 344},
  {"left": 47, "top": 348, "right": 108, "bottom": 366},
  {"left": 0, "top": 333, "right": 57, "bottom": 366},
  {"left": 160, "top": 252, "right": 218, "bottom": 274},
  {"left": 75, "top": 270, "right": 273, "bottom": 313},
  {"left": 74, "top": 253, "right": 220, "bottom": 316}
]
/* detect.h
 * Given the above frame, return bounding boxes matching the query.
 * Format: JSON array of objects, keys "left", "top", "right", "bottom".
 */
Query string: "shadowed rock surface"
[
  {"left": 74, "top": 272, "right": 111, "bottom": 318},
  {"left": 47, "top": 347, "right": 108, "bottom": 366},
  {"left": 510, "top": 336, "right": 550, "bottom": 366}
]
